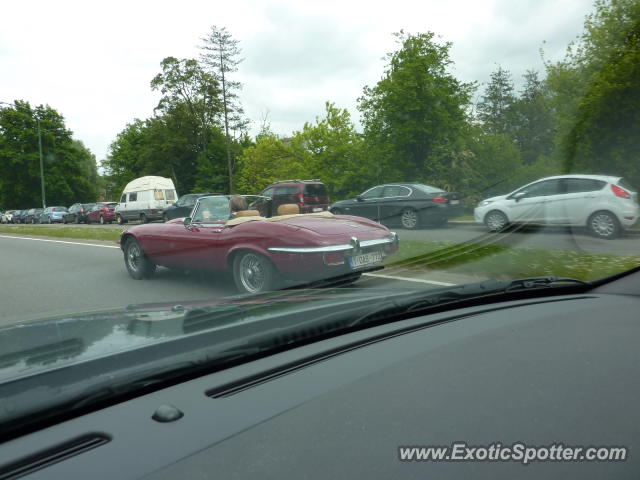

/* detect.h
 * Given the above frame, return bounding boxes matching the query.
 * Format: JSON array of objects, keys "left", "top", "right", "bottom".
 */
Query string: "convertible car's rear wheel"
[
  {"left": 124, "top": 237, "right": 156, "bottom": 280},
  {"left": 233, "top": 251, "right": 279, "bottom": 294}
]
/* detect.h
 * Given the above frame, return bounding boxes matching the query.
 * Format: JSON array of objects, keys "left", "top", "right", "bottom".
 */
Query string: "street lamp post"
[{"left": 0, "top": 100, "right": 46, "bottom": 208}]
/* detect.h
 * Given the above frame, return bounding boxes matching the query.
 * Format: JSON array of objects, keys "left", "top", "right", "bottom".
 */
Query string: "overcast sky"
[{"left": 1, "top": 0, "right": 595, "bottom": 162}]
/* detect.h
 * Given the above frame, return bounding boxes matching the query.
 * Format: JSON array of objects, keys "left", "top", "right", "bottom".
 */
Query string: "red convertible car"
[{"left": 120, "top": 195, "right": 399, "bottom": 293}]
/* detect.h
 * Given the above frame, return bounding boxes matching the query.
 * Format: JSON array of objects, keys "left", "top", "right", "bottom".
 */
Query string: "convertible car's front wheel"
[
  {"left": 124, "top": 237, "right": 156, "bottom": 280},
  {"left": 233, "top": 251, "right": 279, "bottom": 294}
]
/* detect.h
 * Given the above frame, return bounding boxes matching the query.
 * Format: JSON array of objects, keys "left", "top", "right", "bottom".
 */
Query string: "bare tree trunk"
[{"left": 220, "top": 46, "right": 234, "bottom": 194}]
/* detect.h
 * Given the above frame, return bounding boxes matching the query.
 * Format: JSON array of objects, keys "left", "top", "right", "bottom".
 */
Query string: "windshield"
[{"left": 0, "top": 0, "right": 639, "bottom": 430}]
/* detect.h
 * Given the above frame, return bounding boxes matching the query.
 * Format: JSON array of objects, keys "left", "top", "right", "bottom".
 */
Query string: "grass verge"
[
  {"left": 0, "top": 225, "right": 123, "bottom": 242},
  {"left": 389, "top": 239, "right": 640, "bottom": 281}
]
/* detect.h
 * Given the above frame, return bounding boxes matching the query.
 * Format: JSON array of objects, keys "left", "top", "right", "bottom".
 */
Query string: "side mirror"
[
  {"left": 513, "top": 192, "right": 526, "bottom": 202},
  {"left": 183, "top": 217, "right": 192, "bottom": 229},
  {"left": 356, "top": 195, "right": 364, "bottom": 202}
]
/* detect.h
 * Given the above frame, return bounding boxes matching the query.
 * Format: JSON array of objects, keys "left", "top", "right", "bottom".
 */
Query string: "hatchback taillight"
[
  {"left": 611, "top": 184, "right": 631, "bottom": 199},
  {"left": 432, "top": 196, "right": 448, "bottom": 204}
]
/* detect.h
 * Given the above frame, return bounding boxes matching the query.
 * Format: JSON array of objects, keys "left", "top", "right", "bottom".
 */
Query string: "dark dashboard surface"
[{"left": 2, "top": 289, "right": 640, "bottom": 479}]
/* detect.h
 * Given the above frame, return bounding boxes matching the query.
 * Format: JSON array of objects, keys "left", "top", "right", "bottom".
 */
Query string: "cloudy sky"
[{"left": 1, "top": 0, "right": 594, "bottom": 162}]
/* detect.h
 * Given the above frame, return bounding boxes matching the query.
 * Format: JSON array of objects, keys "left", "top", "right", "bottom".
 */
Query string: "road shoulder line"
[{"left": 0, "top": 234, "right": 120, "bottom": 249}]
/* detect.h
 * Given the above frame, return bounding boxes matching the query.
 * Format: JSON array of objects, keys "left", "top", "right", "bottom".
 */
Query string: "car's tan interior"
[
  {"left": 226, "top": 210, "right": 334, "bottom": 226},
  {"left": 276, "top": 204, "right": 300, "bottom": 215},
  {"left": 235, "top": 209, "right": 261, "bottom": 217}
]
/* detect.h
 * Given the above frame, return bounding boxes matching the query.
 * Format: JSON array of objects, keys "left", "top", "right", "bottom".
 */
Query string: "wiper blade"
[{"left": 349, "top": 275, "right": 591, "bottom": 327}]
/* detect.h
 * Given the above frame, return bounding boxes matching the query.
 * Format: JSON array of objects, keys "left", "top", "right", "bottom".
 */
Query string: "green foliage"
[
  {"left": 358, "top": 31, "right": 476, "bottom": 182},
  {"left": 0, "top": 101, "right": 98, "bottom": 208},
  {"left": 548, "top": 0, "right": 640, "bottom": 187},
  {"left": 476, "top": 66, "right": 516, "bottom": 136}
]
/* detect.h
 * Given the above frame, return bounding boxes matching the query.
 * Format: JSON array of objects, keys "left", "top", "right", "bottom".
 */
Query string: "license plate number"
[
  {"left": 349, "top": 251, "right": 383, "bottom": 268},
  {"left": 313, "top": 207, "right": 323, "bottom": 212},
  {"left": 450, "top": 200, "right": 460, "bottom": 205}
]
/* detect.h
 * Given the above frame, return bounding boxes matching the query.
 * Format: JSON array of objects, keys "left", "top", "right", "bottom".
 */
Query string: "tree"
[
  {"left": 236, "top": 134, "right": 310, "bottom": 193},
  {"left": 509, "top": 71, "right": 555, "bottom": 165},
  {"left": 547, "top": 0, "right": 640, "bottom": 187},
  {"left": 200, "top": 26, "right": 248, "bottom": 193},
  {"left": 476, "top": 66, "right": 516, "bottom": 136},
  {"left": 0, "top": 101, "right": 98, "bottom": 208},
  {"left": 358, "top": 31, "right": 476, "bottom": 182},
  {"left": 295, "top": 102, "right": 370, "bottom": 199}
]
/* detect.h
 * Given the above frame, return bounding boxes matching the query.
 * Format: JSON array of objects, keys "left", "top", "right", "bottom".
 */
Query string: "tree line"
[{"left": 1, "top": 0, "right": 638, "bottom": 209}]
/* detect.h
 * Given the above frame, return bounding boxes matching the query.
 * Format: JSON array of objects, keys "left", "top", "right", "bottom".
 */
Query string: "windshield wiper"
[{"left": 348, "top": 275, "right": 591, "bottom": 328}]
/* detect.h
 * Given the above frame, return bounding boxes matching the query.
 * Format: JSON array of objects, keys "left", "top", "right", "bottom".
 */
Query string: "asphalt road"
[
  {"left": 10, "top": 220, "right": 639, "bottom": 255},
  {"left": 0, "top": 235, "right": 427, "bottom": 326}
]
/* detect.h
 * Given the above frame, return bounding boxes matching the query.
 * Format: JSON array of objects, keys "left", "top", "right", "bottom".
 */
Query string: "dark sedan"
[
  {"left": 25, "top": 208, "right": 44, "bottom": 224},
  {"left": 11, "top": 210, "right": 26, "bottom": 223},
  {"left": 63, "top": 203, "right": 95, "bottom": 224},
  {"left": 330, "top": 183, "right": 463, "bottom": 229},
  {"left": 162, "top": 193, "right": 217, "bottom": 221}
]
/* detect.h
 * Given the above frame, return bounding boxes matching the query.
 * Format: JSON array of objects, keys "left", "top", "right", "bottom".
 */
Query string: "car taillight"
[
  {"left": 323, "top": 252, "right": 345, "bottom": 265},
  {"left": 298, "top": 194, "right": 304, "bottom": 204},
  {"left": 80, "top": 208, "right": 84, "bottom": 213},
  {"left": 432, "top": 196, "right": 448, "bottom": 204},
  {"left": 611, "top": 184, "right": 631, "bottom": 199}
]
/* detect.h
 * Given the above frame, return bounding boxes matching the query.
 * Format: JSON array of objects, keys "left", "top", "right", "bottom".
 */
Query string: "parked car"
[
  {"left": 474, "top": 175, "right": 640, "bottom": 239},
  {"left": 1, "top": 210, "right": 15, "bottom": 223},
  {"left": 63, "top": 203, "right": 95, "bottom": 224},
  {"left": 120, "top": 195, "right": 398, "bottom": 294},
  {"left": 115, "top": 176, "right": 178, "bottom": 224},
  {"left": 12, "top": 209, "right": 28, "bottom": 224},
  {"left": 257, "top": 179, "right": 330, "bottom": 215},
  {"left": 25, "top": 208, "right": 44, "bottom": 224},
  {"left": 85, "top": 202, "right": 117, "bottom": 224},
  {"left": 330, "top": 183, "right": 463, "bottom": 229},
  {"left": 162, "top": 193, "right": 217, "bottom": 221},
  {"left": 38, "top": 206, "right": 68, "bottom": 224}
]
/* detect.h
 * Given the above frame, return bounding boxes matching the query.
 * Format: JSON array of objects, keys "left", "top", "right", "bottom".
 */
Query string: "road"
[
  {"left": 1, "top": 221, "right": 637, "bottom": 325},
  {"left": 0, "top": 235, "right": 443, "bottom": 326},
  {"left": 9, "top": 221, "right": 639, "bottom": 255}
]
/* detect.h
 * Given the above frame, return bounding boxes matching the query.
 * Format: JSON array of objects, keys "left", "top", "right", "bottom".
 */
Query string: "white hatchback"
[{"left": 474, "top": 175, "right": 639, "bottom": 239}]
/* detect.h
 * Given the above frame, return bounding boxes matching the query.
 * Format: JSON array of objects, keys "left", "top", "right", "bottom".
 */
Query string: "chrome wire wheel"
[
  {"left": 126, "top": 241, "right": 143, "bottom": 273},
  {"left": 589, "top": 212, "right": 618, "bottom": 239},
  {"left": 238, "top": 253, "right": 267, "bottom": 293},
  {"left": 400, "top": 209, "right": 418, "bottom": 229},
  {"left": 485, "top": 211, "right": 508, "bottom": 232},
  {"left": 124, "top": 237, "right": 156, "bottom": 279}
]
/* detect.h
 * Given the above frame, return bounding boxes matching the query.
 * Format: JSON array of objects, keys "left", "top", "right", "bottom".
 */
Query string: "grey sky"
[{"left": 0, "top": 0, "right": 594, "bottom": 162}]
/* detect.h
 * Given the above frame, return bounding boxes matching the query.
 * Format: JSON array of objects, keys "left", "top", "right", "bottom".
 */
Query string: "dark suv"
[{"left": 258, "top": 180, "right": 330, "bottom": 215}]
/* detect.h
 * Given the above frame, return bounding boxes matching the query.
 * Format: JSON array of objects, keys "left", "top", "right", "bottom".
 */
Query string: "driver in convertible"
[{"left": 229, "top": 195, "right": 248, "bottom": 218}]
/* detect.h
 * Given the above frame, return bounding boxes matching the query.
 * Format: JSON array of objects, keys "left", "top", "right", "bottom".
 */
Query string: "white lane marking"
[
  {"left": 363, "top": 272, "right": 455, "bottom": 286},
  {"left": 0, "top": 235, "right": 120, "bottom": 249}
]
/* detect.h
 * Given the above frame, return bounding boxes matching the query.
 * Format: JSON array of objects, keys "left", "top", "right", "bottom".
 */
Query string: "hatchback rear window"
[{"left": 304, "top": 184, "right": 327, "bottom": 196}]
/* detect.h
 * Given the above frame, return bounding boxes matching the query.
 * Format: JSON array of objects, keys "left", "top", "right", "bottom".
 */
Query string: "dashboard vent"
[{"left": 0, "top": 433, "right": 110, "bottom": 480}]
